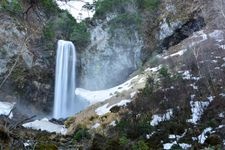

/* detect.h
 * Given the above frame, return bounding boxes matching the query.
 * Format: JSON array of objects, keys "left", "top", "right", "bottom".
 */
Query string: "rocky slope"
[
  {"left": 0, "top": 0, "right": 55, "bottom": 116},
  {"left": 0, "top": 0, "right": 90, "bottom": 116},
  {"left": 66, "top": 0, "right": 225, "bottom": 149}
]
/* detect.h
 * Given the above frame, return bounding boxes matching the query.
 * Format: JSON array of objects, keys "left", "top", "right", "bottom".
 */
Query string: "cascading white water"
[{"left": 53, "top": 40, "right": 76, "bottom": 119}]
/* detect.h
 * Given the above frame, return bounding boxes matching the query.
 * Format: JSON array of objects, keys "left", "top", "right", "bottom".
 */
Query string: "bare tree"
[
  {"left": 0, "top": 36, "right": 31, "bottom": 89},
  {"left": 219, "top": 0, "right": 225, "bottom": 19}
]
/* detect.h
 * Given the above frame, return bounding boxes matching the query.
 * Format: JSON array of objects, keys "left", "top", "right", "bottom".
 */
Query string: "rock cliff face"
[
  {"left": 77, "top": 0, "right": 209, "bottom": 90},
  {"left": 0, "top": 1, "right": 55, "bottom": 115},
  {"left": 79, "top": 15, "right": 143, "bottom": 90}
]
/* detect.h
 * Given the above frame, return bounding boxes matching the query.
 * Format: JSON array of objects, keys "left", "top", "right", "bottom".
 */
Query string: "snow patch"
[
  {"left": 219, "top": 45, "right": 225, "bottom": 49},
  {"left": 150, "top": 109, "right": 173, "bottom": 126},
  {"left": 209, "top": 30, "right": 224, "bottom": 42},
  {"left": 92, "top": 123, "right": 100, "bottom": 129},
  {"left": 223, "top": 57, "right": 225, "bottom": 61},
  {"left": 198, "top": 127, "right": 213, "bottom": 144},
  {"left": 95, "top": 99, "right": 131, "bottom": 116},
  {"left": 95, "top": 104, "right": 109, "bottom": 116},
  {"left": 164, "top": 132, "right": 191, "bottom": 150},
  {"left": 146, "top": 131, "right": 155, "bottom": 139},
  {"left": 76, "top": 74, "right": 138, "bottom": 104},
  {"left": 182, "top": 71, "right": 200, "bottom": 80},
  {"left": 187, "top": 100, "right": 210, "bottom": 124},
  {"left": 0, "top": 101, "right": 15, "bottom": 119},
  {"left": 163, "top": 49, "right": 187, "bottom": 59},
  {"left": 168, "top": 130, "right": 187, "bottom": 141},
  {"left": 212, "top": 60, "right": 218, "bottom": 63},
  {"left": 169, "top": 134, "right": 176, "bottom": 139},
  {"left": 190, "top": 30, "right": 208, "bottom": 47},
  {"left": 130, "top": 91, "right": 137, "bottom": 98},
  {"left": 220, "top": 93, "right": 225, "bottom": 97},
  {"left": 145, "top": 65, "right": 162, "bottom": 72},
  {"left": 215, "top": 56, "right": 222, "bottom": 59},
  {"left": 190, "top": 84, "right": 198, "bottom": 90},
  {"left": 138, "top": 77, "right": 146, "bottom": 83},
  {"left": 24, "top": 140, "right": 33, "bottom": 147},
  {"left": 182, "top": 71, "right": 192, "bottom": 80},
  {"left": 217, "top": 125, "right": 225, "bottom": 129},
  {"left": 219, "top": 112, "right": 224, "bottom": 118},
  {"left": 24, "top": 142, "right": 30, "bottom": 147},
  {"left": 179, "top": 143, "right": 192, "bottom": 149},
  {"left": 110, "top": 120, "right": 116, "bottom": 126},
  {"left": 77, "top": 66, "right": 159, "bottom": 104},
  {"left": 163, "top": 141, "right": 177, "bottom": 150},
  {"left": 207, "top": 96, "right": 215, "bottom": 102},
  {"left": 22, "top": 118, "right": 67, "bottom": 135},
  {"left": 56, "top": 0, "right": 95, "bottom": 22}
]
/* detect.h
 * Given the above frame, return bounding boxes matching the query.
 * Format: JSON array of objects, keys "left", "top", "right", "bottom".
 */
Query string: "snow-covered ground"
[
  {"left": 0, "top": 101, "right": 15, "bottom": 119},
  {"left": 150, "top": 109, "right": 173, "bottom": 126},
  {"left": 198, "top": 127, "right": 213, "bottom": 144},
  {"left": 22, "top": 118, "right": 67, "bottom": 135},
  {"left": 91, "top": 123, "right": 100, "bottom": 129},
  {"left": 163, "top": 49, "right": 187, "bottom": 59},
  {"left": 56, "top": 0, "right": 95, "bottom": 22},
  {"left": 187, "top": 95, "right": 214, "bottom": 124},
  {"left": 164, "top": 131, "right": 191, "bottom": 149},
  {"left": 76, "top": 75, "right": 139, "bottom": 104},
  {"left": 76, "top": 66, "right": 160, "bottom": 105},
  {"left": 181, "top": 70, "right": 200, "bottom": 81},
  {"left": 163, "top": 142, "right": 191, "bottom": 150},
  {"left": 95, "top": 99, "right": 131, "bottom": 116}
]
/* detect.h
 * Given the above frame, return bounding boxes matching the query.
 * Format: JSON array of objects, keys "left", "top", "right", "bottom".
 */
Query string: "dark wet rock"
[
  {"left": 110, "top": 106, "right": 121, "bottom": 113},
  {"left": 49, "top": 118, "right": 65, "bottom": 125},
  {"left": 161, "top": 17, "right": 205, "bottom": 50}
]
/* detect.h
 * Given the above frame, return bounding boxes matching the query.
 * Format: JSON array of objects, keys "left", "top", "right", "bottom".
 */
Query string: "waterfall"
[{"left": 53, "top": 40, "right": 76, "bottom": 119}]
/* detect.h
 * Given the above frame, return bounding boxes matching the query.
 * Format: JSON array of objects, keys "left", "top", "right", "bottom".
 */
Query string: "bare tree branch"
[{"left": 0, "top": 36, "right": 30, "bottom": 89}]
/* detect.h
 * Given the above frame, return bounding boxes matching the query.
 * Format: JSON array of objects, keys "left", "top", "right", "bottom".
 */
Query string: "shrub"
[
  {"left": 1, "top": 0, "right": 22, "bottom": 14},
  {"left": 43, "top": 23, "right": 55, "bottom": 41},
  {"left": 52, "top": 12, "right": 77, "bottom": 39},
  {"left": 141, "top": 76, "right": 155, "bottom": 96},
  {"left": 94, "top": 0, "right": 129, "bottom": 17},
  {"left": 94, "top": 0, "right": 160, "bottom": 18},
  {"left": 70, "top": 22, "right": 90, "bottom": 47},
  {"left": 42, "top": 11, "right": 90, "bottom": 49},
  {"left": 73, "top": 128, "right": 91, "bottom": 142},
  {"left": 65, "top": 116, "right": 76, "bottom": 128},
  {"left": 119, "top": 135, "right": 129, "bottom": 145},
  {"left": 35, "top": 143, "right": 58, "bottom": 150},
  {"left": 116, "top": 120, "right": 129, "bottom": 132},
  {"left": 159, "top": 66, "right": 170, "bottom": 78},
  {"left": 40, "top": 0, "right": 58, "bottom": 14},
  {"left": 137, "top": 116, "right": 153, "bottom": 135},
  {"left": 171, "top": 144, "right": 183, "bottom": 149},
  {"left": 132, "top": 140, "right": 149, "bottom": 150},
  {"left": 136, "top": 0, "right": 160, "bottom": 11}
]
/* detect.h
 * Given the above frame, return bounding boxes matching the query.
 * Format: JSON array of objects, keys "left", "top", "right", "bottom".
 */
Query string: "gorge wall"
[{"left": 0, "top": 0, "right": 224, "bottom": 117}]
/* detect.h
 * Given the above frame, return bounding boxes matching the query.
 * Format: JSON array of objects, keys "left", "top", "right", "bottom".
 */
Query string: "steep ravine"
[
  {"left": 0, "top": 0, "right": 225, "bottom": 149},
  {"left": 68, "top": 0, "right": 225, "bottom": 149}
]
